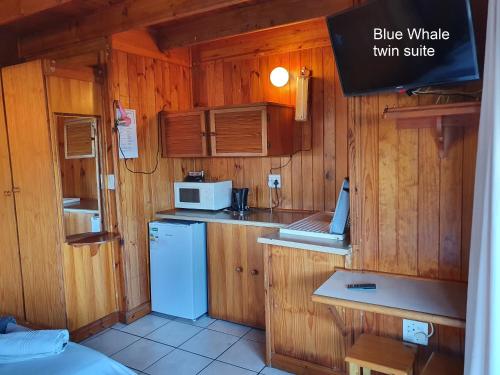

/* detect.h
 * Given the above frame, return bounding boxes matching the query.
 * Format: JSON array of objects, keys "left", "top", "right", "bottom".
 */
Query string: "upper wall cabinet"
[
  {"left": 160, "top": 103, "right": 299, "bottom": 158},
  {"left": 160, "top": 110, "right": 208, "bottom": 157}
]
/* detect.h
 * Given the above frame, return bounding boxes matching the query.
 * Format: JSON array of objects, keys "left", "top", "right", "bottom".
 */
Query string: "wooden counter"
[
  {"left": 156, "top": 208, "right": 314, "bottom": 228},
  {"left": 258, "top": 232, "right": 351, "bottom": 256}
]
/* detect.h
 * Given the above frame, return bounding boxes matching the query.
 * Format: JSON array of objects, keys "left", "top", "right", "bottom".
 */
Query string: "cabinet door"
[
  {"left": 207, "top": 223, "right": 245, "bottom": 323},
  {"left": 243, "top": 226, "right": 272, "bottom": 328},
  {"left": 63, "top": 240, "right": 119, "bottom": 331},
  {"left": 160, "top": 111, "right": 208, "bottom": 157},
  {"left": 207, "top": 223, "right": 270, "bottom": 328},
  {"left": 0, "top": 75, "right": 25, "bottom": 320},
  {"left": 210, "top": 106, "right": 267, "bottom": 156},
  {"left": 2, "top": 61, "right": 66, "bottom": 328}
]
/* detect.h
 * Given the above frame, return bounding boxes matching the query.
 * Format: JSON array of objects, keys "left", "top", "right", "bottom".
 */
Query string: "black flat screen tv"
[{"left": 326, "top": 0, "right": 480, "bottom": 96}]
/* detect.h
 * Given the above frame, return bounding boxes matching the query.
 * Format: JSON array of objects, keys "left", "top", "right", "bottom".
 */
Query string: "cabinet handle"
[
  {"left": 250, "top": 269, "right": 259, "bottom": 276},
  {"left": 3, "top": 190, "right": 12, "bottom": 197},
  {"left": 235, "top": 266, "right": 243, "bottom": 273},
  {"left": 12, "top": 187, "right": 20, "bottom": 193}
]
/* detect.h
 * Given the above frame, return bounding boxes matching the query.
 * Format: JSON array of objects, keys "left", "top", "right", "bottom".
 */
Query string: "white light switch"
[{"left": 107, "top": 174, "right": 116, "bottom": 190}]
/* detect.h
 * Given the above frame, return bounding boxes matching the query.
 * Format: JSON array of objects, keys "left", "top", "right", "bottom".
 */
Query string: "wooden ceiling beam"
[
  {"left": 18, "top": 0, "right": 254, "bottom": 58},
  {"left": 0, "top": 0, "right": 73, "bottom": 25},
  {"left": 155, "top": 0, "right": 353, "bottom": 51}
]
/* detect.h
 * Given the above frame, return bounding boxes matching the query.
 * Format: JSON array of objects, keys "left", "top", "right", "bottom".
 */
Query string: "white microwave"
[{"left": 174, "top": 181, "right": 232, "bottom": 210}]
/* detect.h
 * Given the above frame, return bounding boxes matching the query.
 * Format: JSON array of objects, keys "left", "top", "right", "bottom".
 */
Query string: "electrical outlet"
[
  {"left": 268, "top": 174, "right": 282, "bottom": 188},
  {"left": 403, "top": 319, "right": 429, "bottom": 345}
]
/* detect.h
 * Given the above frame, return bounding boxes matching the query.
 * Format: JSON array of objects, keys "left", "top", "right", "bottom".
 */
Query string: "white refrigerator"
[{"left": 149, "top": 220, "right": 207, "bottom": 320}]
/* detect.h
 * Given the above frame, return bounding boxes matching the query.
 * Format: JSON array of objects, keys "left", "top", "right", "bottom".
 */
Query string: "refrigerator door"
[{"left": 149, "top": 221, "right": 207, "bottom": 319}]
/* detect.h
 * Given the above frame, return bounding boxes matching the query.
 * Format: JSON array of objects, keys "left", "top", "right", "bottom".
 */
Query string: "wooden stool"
[
  {"left": 421, "top": 352, "right": 464, "bottom": 375},
  {"left": 345, "top": 334, "right": 417, "bottom": 375}
]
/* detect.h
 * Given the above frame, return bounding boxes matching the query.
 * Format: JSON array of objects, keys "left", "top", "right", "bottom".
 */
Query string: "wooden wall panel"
[
  {"left": 349, "top": 91, "right": 478, "bottom": 357},
  {"left": 192, "top": 46, "right": 347, "bottom": 211},
  {"left": 109, "top": 50, "right": 193, "bottom": 311}
]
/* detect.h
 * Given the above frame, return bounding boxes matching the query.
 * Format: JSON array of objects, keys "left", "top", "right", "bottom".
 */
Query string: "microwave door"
[{"left": 179, "top": 188, "right": 200, "bottom": 203}]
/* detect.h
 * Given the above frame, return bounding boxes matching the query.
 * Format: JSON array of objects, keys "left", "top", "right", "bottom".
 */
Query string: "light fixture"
[
  {"left": 295, "top": 67, "right": 311, "bottom": 122},
  {"left": 270, "top": 67, "right": 289, "bottom": 87}
]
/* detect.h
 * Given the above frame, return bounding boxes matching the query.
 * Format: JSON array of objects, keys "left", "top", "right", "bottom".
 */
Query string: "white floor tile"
[
  {"left": 260, "top": 366, "right": 295, "bottom": 375},
  {"left": 117, "top": 314, "right": 171, "bottom": 337},
  {"left": 145, "top": 321, "right": 202, "bottom": 346},
  {"left": 111, "top": 338, "right": 174, "bottom": 371},
  {"left": 143, "top": 349, "right": 212, "bottom": 375},
  {"left": 199, "top": 360, "right": 257, "bottom": 375},
  {"left": 180, "top": 329, "right": 239, "bottom": 359},
  {"left": 175, "top": 315, "right": 216, "bottom": 328},
  {"left": 218, "top": 339, "right": 265, "bottom": 372},
  {"left": 208, "top": 320, "right": 252, "bottom": 337},
  {"left": 243, "top": 328, "right": 266, "bottom": 343},
  {"left": 82, "top": 329, "right": 140, "bottom": 356}
]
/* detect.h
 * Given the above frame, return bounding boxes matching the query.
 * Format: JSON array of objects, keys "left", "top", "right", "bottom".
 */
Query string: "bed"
[{"left": 0, "top": 324, "right": 135, "bottom": 375}]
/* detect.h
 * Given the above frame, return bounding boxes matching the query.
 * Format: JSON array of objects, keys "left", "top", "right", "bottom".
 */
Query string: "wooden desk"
[{"left": 312, "top": 270, "right": 467, "bottom": 328}]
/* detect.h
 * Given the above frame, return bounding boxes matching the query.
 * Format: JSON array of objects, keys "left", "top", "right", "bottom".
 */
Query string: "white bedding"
[{"left": 0, "top": 325, "right": 135, "bottom": 375}]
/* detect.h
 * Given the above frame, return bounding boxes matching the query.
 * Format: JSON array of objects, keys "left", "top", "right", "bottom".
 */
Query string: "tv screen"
[{"left": 326, "top": 0, "right": 480, "bottom": 96}]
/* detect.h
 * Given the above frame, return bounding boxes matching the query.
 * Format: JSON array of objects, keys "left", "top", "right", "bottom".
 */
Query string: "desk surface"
[{"left": 312, "top": 270, "right": 467, "bottom": 328}]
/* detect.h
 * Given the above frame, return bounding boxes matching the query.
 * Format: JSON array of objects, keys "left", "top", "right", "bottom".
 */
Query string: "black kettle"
[{"left": 231, "top": 188, "right": 249, "bottom": 212}]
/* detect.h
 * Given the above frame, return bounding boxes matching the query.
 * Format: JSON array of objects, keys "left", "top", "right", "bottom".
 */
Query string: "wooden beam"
[
  {"left": 155, "top": 0, "right": 353, "bottom": 51},
  {"left": 111, "top": 29, "right": 191, "bottom": 67},
  {"left": 0, "top": 29, "right": 20, "bottom": 67},
  {"left": 0, "top": 0, "right": 73, "bottom": 25},
  {"left": 19, "top": 0, "right": 254, "bottom": 58},
  {"left": 192, "top": 19, "right": 330, "bottom": 63}
]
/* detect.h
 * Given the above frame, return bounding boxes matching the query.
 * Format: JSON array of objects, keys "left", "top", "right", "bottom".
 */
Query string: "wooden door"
[
  {"left": 0, "top": 75, "right": 25, "bottom": 320},
  {"left": 160, "top": 111, "right": 208, "bottom": 157},
  {"left": 2, "top": 61, "right": 66, "bottom": 328},
  {"left": 207, "top": 223, "right": 269, "bottom": 328},
  {"left": 210, "top": 106, "right": 267, "bottom": 157},
  {"left": 63, "top": 240, "right": 119, "bottom": 331}
]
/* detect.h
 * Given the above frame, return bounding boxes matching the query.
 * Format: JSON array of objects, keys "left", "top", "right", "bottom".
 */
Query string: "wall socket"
[
  {"left": 268, "top": 174, "right": 282, "bottom": 188},
  {"left": 403, "top": 319, "right": 429, "bottom": 345}
]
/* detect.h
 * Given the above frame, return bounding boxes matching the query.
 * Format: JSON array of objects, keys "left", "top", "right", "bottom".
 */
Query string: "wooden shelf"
[{"left": 383, "top": 102, "right": 481, "bottom": 158}]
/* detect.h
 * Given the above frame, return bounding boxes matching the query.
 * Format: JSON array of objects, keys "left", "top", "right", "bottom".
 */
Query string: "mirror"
[{"left": 56, "top": 115, "right": 103, "bottom": 238}]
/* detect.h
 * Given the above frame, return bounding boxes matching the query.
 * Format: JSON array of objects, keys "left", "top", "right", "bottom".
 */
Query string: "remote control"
[{"left": 346, "top": 283, "right": 376, "bottom": 290}]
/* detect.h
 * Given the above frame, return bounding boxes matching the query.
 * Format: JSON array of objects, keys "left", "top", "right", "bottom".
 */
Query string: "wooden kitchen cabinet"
[
  {"left": 209, "top": 103, "right": 297, "bottom": 157},
  {"left": 160, "top": 103, "right": 298, "bottom": 158},
  {"left": 207, "top": 223, "right": 273, "bottom": 328},
  {"left": 160, "top": 110, "right": 208, "bottom": 157}
]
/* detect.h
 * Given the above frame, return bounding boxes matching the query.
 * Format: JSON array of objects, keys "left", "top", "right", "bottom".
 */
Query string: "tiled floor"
[{"left": 82, "top": 313, "right": 294, "bottom": 375}]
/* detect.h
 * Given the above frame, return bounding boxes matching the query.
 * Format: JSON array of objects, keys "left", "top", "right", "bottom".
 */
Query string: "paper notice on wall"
[{"left": 116, "top": 108, "right": 139, "bottom": 159}]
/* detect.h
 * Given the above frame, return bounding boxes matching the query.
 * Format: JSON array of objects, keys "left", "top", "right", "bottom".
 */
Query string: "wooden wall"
[
  {"left": 109, "top": 49, "right": 193, "bottom": 311},
  {"left": 347, "top": 92, "right": 477, "bottom": 359},
  {"left": 190, "top": 18, "right": 348, "bottom": 211}
]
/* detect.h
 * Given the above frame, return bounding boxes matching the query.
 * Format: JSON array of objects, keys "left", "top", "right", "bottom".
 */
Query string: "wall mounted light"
[
  {"left": 270, "top": 67, "right": 289, "bottom": 87},
  {"left": 295, "top": 67, "right": 311, "bottom": 122}
]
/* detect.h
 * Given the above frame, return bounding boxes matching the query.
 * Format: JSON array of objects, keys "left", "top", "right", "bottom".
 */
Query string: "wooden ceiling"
[
  {"left": 0, "top": 0, "right": 487, "bottom": 69},
  {"left": 1, "top": 0, "right": 352, "bottom": 61}
]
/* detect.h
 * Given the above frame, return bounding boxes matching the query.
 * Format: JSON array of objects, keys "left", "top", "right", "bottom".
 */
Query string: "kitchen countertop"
[
  {"left": 257, "top": 232, "right": 352, "bottom": 256},
  {"left": 63, "top": 198, "right": 99, "bottom": 214},
  {"left": 155, "top": 208, "right": 314, "bottom": 228}
]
